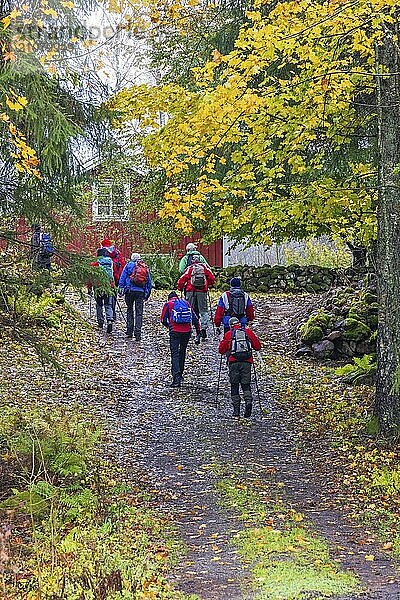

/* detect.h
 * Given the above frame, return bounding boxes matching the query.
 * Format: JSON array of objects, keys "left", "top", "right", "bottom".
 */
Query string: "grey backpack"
[
  {"left": 191, "top": 263, "right": 206, "bottom": 288},
  {"left": 230, "top": 328, "right": 252, "bottom": 361}
]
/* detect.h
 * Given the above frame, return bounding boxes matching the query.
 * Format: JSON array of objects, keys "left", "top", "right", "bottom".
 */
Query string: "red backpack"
[{"left": 129, "top": 260, "right": 149, "bottom": 287}]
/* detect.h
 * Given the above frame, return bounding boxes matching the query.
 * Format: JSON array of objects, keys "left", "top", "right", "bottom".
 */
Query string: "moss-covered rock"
[
  {"left": 363, "top": 291, "right": 378, "bottom": 304},
  {"left": 341, "top": 318, "right": 372, "bottom": 341},
  {"left": 300, "top": 324, "right": 324, "bottom": 344},
  {"left": 348, "top": 301, "right": 369, "bottom": 322}
]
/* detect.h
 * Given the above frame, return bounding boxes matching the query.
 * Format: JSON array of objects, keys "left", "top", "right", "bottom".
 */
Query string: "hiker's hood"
[{"left": 106, "top": 244, "right": 115, "bottom": 254}]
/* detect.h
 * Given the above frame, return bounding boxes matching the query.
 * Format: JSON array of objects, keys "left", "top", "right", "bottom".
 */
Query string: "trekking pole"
[
  {"left": 207, "top": 291, "right": 216, "bottom": 335},
  {"left": 252, "top": 362, "right": 262, "bottom": 414},
  {"left": 215, "top": 354, "right": 223, "bottom": 408},
  {"left": 116, "top": 298, "right": 127, "bottom": 324},
  {"left": 88, "top": 293, "right": 93, "bottom": 320}
]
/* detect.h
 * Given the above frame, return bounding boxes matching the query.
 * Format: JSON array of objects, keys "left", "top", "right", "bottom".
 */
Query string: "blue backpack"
[
  {"left": 171, "top": 299, "right": 192, "bottom": 324},
  {"left": 39, "top": 232, "right": 54, "bottom": 257}
]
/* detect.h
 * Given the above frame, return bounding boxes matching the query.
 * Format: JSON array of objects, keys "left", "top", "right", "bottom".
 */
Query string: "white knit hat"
[
  {"left": 186, "top": 243, "right": 197, "bottom": 251},
  {"left": 131, "top": 252, "right": 141, "bottom": 261}
]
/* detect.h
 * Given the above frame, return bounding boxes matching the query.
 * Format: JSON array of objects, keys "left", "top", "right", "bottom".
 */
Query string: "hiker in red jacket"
[
  {"left": 177, "top": 255, "right": 215, "bottom": 341},
  {"left": 161, "top": 291, "right": 201, "bottom": 388},
  {"left": 214, "top": 277, "right": 255, "bottom": 333},
  {"left": 218, "top": 317, "right": 262, "bottom": 418}
]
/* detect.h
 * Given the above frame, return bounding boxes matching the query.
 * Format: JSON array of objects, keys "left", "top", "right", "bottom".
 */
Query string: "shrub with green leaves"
[
  {"left": 335, "top": 354, "right": 377, "bottom": 384},
  {"left": 142, "top": 253, "right": 180, "bottom": 289},
  {"left": 285, "top": 239, "right": 352, "bottom": 269}
]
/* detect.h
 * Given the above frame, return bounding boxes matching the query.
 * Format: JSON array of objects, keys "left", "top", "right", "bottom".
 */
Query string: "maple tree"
[{"left": 110, "top": 0, "right": 396, "bottom": 247}]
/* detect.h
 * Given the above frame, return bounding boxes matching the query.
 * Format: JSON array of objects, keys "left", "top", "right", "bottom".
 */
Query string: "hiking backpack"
[
  {"left": 171, "top": 299, "right": 192, "bottom": 324},
  {"left": 230, "top": 328, "right": 252, "bottom": 361},
  {"left": 186, "top": 253, "right": 195, "bottom": 268},
  {"left": 39, "top": 232, "right": 54, "bottom": 258},
  {"left": 228, "top": 289, "right": 246, "bottom": 318},
  {"left": 130, "top": 260, "right": 149, "bottom": 287},
  {"left": 190, "top": 263, "right": 206, "bottom": 289}
]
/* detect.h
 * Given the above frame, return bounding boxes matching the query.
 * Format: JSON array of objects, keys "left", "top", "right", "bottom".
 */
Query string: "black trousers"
[
  {"left": 169, "top": 331, "right": 191, "bottom": 379},
  {"left": 228, "top": 361, "right": 253, "bottom": 407},
  {"left": 125, "top": 291, "right": 145, "bottom": 337}
]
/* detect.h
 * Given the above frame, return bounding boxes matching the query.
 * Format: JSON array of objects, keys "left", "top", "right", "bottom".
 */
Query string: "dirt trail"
[{"left": 82, "top": 294, "right": 400, "bottom": 600}]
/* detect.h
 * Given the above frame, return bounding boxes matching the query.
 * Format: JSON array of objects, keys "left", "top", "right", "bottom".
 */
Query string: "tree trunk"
[{"left": 374, "top": 17, "right": 400, "bottom": 432}]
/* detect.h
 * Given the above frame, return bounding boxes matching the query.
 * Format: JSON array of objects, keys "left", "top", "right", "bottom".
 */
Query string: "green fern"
[{"left": 335, "top": 354, "right": 377, "bottom": 384}]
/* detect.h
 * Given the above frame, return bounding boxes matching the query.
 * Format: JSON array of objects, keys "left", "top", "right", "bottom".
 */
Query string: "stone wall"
[
  {"left": 213, "top": 264, "right": 368, "bottom": 293},
  {"left": 297, "top": 287, "right": 377, "bottom": 360}
]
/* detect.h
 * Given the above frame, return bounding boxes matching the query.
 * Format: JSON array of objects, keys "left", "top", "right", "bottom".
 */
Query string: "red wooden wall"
[{"left": 66, "top": 222, "right": 223, "bottom": 267}]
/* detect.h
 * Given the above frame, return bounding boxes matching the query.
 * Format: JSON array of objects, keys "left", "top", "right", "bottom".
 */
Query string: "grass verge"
[
  {"left": 264, "top": 352, "right": 400, "bottom": 560},
  {"left": 212, "top": 465, "right": 359, "bottom": 600}
]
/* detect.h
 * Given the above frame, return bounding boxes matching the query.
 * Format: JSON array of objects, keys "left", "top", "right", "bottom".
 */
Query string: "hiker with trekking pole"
[
  {"left": 87, "top": 248, "right": 116, "bottom": 334},
  {"left": 214, "top": 277, "right": 255, "bottom": 334},
  {"left": 177, "top": 254, "right": 215, "bottom": 342},
  {"left": 218, "top": 317, "right": 262, "bottom": 418},
  {"left": 99, "top": 238, "right": 126, "bottom": 322}
]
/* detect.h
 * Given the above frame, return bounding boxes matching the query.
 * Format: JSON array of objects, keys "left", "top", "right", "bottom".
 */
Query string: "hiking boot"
[
  {"left": 126, "top": 333, "right": 133, "bottom": 339},
  {"left": 201, "top": 329, "right": 207, "bottom": 340},
  {"left": 244, "top": 404, "right": 252, "bottom": 418},
  {"left": 194, "top": 333, "right": 201, "bottom": 345},
  {"left": 169, "top": 378, "right": 181, "bottom": 388},
  {"left": 106, "top": 322, "right": 113, "bottom": 334},
  {"left": 97, "top": 323, "right": 104, "bottom": 329},
  {"left": 233, "top": 410, "right": 240, "bottom": 418},
  {"left": 134, "top": 334, "right": 141, "bottom": 341}
]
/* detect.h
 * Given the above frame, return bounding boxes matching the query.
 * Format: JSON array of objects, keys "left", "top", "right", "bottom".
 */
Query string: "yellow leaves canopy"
[{"left": 110, "top": 0, "right": 392, "bottom": 240}]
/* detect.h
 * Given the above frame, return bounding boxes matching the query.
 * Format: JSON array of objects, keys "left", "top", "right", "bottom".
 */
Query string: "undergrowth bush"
[
  {"left": 285, "top": 239, "right": 352, "bottom": 269},
  {"left": 142, "top": 253, "right": 180, "bottom": 289},
  {"left": 0, "top": 406, "right": 194, "bottom": 600},
  {"left": 335, "top": 354, "right": 377, "bottom": 384}
]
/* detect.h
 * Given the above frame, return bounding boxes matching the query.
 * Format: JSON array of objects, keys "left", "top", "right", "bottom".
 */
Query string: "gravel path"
[{"left": 81, "top": 293, "right": 400, "bottom": 600}]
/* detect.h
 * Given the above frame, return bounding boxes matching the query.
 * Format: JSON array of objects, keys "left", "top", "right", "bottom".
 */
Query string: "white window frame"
[{"left": 92, "top": 179, "right": 130, "bottom": 222}]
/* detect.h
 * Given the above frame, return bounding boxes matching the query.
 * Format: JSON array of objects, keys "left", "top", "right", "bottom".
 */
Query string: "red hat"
[{"left": 101, "top": 238, "right": 112, "bottom": 247}]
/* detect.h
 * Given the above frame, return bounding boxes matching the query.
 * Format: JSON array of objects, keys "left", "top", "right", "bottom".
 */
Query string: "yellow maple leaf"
[
  {"left": 212, "top": 49, "right": 223, "bottom": 64},
  {"left": 41, "top": 7, "right": 58, "bottom": 17},
  {"left": 6, "top": 95, "right": 28, "bottom": 111}
]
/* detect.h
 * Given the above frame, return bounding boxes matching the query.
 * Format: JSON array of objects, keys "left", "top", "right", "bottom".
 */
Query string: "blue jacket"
[{"left": 118, "top": 260, "right": 153, "bottom": 298}]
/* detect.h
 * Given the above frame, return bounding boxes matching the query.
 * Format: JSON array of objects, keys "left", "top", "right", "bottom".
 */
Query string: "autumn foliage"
[{"left": 110, "top": 0, "right": 397, "bottom": 245}]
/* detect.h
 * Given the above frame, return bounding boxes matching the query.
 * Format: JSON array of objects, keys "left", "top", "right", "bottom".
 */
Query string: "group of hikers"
[
  {"left": 87, "top": 239, "right": 262, "bottom": 418},
  {"left": 31, "top": 228, "right": 262, "bottom": 418}
]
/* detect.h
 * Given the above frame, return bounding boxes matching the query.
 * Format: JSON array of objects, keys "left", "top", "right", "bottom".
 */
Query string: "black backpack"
[
  {"left": 229, "top": 289, "right": 246, "bottom": 318},
  {"left": 230, "top": 328, "right": 252, "bottom": 361},
  {"left": 186, "top": 253, "right": 196, "bottom": 268}
]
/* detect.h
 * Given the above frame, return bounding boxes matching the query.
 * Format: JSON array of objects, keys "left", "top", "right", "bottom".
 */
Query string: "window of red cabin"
[{"left": 92, "top": 179, "right": 130, "bottom": 221}]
